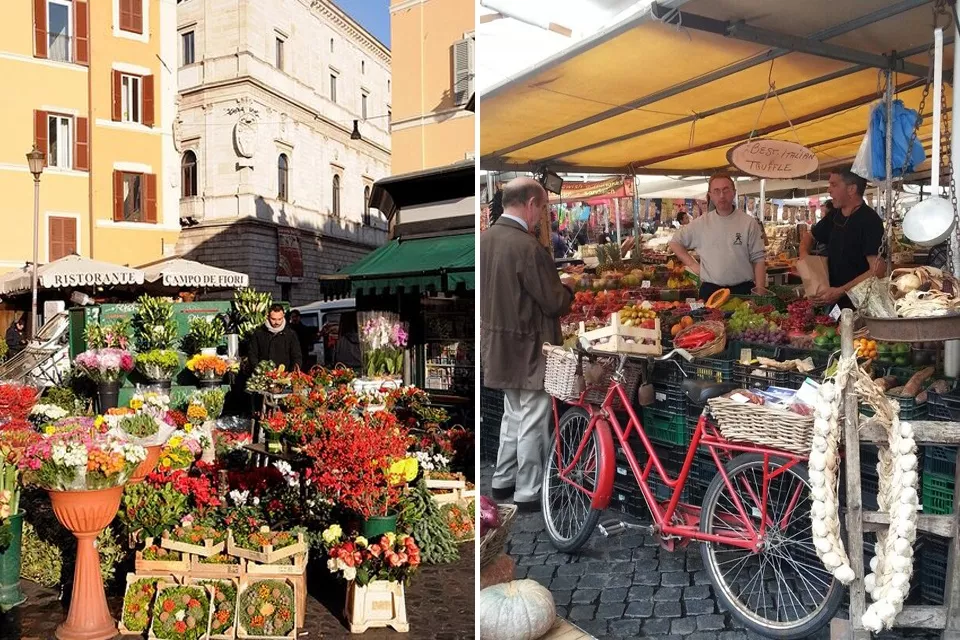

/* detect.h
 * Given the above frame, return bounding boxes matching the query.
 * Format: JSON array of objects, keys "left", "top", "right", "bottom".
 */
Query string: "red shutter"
[
  {"left": 131, "top": 0, "right": 143, "bottom": 34},
  {"left": 119, "top": 0, "right": 132, "bottom": 32},
  {"left": 34, "top": 110, "right": 48, "bottom": 167},
  {"left": 113, "top": 171, "right": 124, "bottom": 221},
  {"left": 74, "top": 117, "right": 89, "bottom": 171},
  {"left": 112, "top": 71, "right": 122, "bottom": 121},
  {"left": 75, "top": 1, "right": 89, "bottom": 65},
  {"left": 142, "top": 75, "right": 155, "bottom": 127},
  {"left": 64, "top": 217, "right": 77, "bottom": 255},
  {"left": 144, "top": 174, "right": 157, "bottom": 223},
  {"left": 34, "top": 0, "right": 47, "bottom": 58},
  {"left": 48, "top": 217, "right": 62, "bottom": 261}
]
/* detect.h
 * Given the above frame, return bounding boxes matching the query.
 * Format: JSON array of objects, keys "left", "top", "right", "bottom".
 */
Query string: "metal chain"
[{"left": 943, "top": 81, "right": 959, "bottom": 273}]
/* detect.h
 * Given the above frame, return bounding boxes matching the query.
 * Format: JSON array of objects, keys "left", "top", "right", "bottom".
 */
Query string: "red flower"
[
  {"left": 368, "top": 544, "right": 381, "bottom": 558},
  {"left": 188, "top": 598, "right": 201, "bottom": 609},
  {"left": 162, "top": 599, "right": 175, "bottom": 612},
  {"left": 174, "top": 621, "right": 187, "bottom": 633}
]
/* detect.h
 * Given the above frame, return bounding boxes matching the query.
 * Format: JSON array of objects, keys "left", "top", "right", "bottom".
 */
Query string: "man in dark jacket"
[
  {"left": 248, "top": 304, "right": 302, "bottom": 371},
  {"left": 5, "top": 316, "right": 25, "bottom": 358},
  {"left": 480, "top": 177, "right": 574, "bottom": 512}
]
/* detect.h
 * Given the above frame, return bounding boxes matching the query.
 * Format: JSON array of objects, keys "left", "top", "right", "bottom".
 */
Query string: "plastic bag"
[
  {"left": 852, "top": 129, "right": 872, "bottom": 179},
  {"left": 848, "top": 276, "right": 897, "bottom": 317}
]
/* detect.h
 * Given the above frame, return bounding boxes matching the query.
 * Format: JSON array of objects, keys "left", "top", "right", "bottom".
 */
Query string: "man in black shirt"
[{"left": 800, "top": 168, "right": 884, "bottom": 309}]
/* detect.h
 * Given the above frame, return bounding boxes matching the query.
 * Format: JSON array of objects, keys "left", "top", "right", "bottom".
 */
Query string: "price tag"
[
  {"left": 655, "top": 392, "right": 666, "bottom": 402},
  {"left": 829, "top": 304, "right": 842, "bottom": 321},
  {"left": 686, "top": 298, "right": 696, "bottom": 303},
  {"left": 641, "top": 280, "right": 651, "bottom": 289},
  {"left": 616, "top": 466, "right": 628, "bottom": 476},
  {"left": 689, "top": 302, "right": 705, "bottom": 311},
  {"left": 740, "top": 348, "right": 752, "bottom": 364}
]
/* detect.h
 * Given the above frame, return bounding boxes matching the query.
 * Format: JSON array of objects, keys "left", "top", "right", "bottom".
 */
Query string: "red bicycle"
[{"left": 542, "top": 349, "right": 843, "bottom": 639}]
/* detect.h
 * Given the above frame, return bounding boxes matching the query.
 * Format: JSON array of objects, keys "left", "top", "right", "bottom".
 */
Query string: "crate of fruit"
[
  {"left": 578, "top": 312, "right": 661, "bottom": 356},
  {"left": 228, "top": 529, "right": 306, "bottom": 565},
  {"left": 161, "top": 524, "right": 227, "bottom": 558}
]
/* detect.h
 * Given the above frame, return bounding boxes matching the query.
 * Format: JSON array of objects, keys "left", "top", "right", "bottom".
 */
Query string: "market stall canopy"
[
  {"left": 140, "top": 257, "right": 249, "bottom": 289},
  {"left": 320, "top": 233, "right": 474, "bottom": 298},
  {"left": 0, "top": 255, "right": 144, "bottom": 295},
  {"left": 368, "top": 160, "right": 475, "bottom": 237},
  {"left": 480, "top": 0, "right": 953, "bottom": 176}
]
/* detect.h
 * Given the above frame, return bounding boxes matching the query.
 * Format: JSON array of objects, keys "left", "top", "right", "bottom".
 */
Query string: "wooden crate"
[
  {"left": 344, "top": 580, "right": 409, "bottom": 634},
  {"left": 118, "top": 573, "right": 160, "bottom": 636},
  {"left": 135, "top": 537, "right": 190, "bottom": 576},
  {"left": 236, "top": 577, "right": 299, "bottom": 639},
  {"left": 160, "top": 531, "right": 226, "bottom": 558},
  {"left": 579, "top": 315, "right": 661, "bottom": 355},
  {"left": 187, "top": 577, "right": 239, "bottom": 640},
  {"left": 241, "top": 558, "right": 307, "bottom": 628},
  {"left": 148, "top": 580, "right": 215, "bottom": 640},
  {"left": 189, "top": 554, "right": 243, "bottom": 579},
  {"left": 227, "top": 530, "right": 306, "bottom": 565}
]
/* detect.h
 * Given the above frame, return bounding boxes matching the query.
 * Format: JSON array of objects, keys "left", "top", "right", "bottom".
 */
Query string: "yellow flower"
[
  {"left": 355, "top": 536, "right": 368, "bottom": 548},
  {"left": 387, "top": 457, "right": 418, "bottom": 485},
  {"left": 322, "top": 525, "right": 342, "bottom": 545},
  {"left": 384, "top": 531, "right": 396, "bottom": 546},
  {"left": 184, "top": 423, "right": 193, "bottom": 433},
  {"left": 43, "top": 426, "right": 55, "bottom": 435},
  {"left": 129, "top": 399, "right": 143, "bottom": 411},
  {"left": 168, "top": 436, "right": 183, "bottom": 448}
]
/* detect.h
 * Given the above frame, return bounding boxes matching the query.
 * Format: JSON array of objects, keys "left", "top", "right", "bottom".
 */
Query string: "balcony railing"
[{"left": 47, "top": 33, "right": 72, "bottom": 63}]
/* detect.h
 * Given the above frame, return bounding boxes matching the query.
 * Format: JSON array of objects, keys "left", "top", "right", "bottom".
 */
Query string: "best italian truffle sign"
[{"left": 727, "top": 139, "right": 819, "bottom": 179}]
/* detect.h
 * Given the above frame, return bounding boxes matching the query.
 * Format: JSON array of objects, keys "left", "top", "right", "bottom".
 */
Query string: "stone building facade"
[{"left": 174, "top": 0, "right": 390, "bottom": 304}]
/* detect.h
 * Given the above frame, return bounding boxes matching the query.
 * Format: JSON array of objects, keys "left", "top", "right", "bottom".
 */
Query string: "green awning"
[{"left": 340, "top": 233, "right": 474, "bottom": 295}]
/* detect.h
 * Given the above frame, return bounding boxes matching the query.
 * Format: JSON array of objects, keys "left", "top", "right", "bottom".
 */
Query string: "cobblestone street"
[{"left": 480, "top": 464, "right": 938, "bottom": 640}]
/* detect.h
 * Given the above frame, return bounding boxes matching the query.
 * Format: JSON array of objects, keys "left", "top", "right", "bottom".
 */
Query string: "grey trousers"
[{"left": 492, "top": 388, "right": 553, "bottom": 502}]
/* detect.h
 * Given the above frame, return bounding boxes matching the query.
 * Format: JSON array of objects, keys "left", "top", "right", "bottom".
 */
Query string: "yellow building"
[
  {"left": 0, "top": 0, "right": 179, "bottom": 273},
  {"left": 389, "top": 0, "right": 475, "bottom": 174}
]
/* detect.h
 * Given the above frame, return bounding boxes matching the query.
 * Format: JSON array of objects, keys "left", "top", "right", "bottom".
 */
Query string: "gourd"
[
  {"left": 479, "top": 580, "right": 556, "bottom": 640},
  {"left": 705, "top": 288, "right": 730, "bottom": 309}
]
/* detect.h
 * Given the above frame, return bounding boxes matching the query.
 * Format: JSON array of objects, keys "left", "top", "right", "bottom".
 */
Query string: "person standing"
[
  {"left": 5, "top": 316, "right": 24, "bottom": 358},
  {"left": 550, "top": 221, "right": 569, "bottom": 259},
  {"left": 248, "top": 304, "right": 302, "bottom": 371},
  {"left": 480, "top": 177, "right": 574, "bottom": 512},
  {"left": 669, "top": 173, "right": 768, "bottom": 299},
  {"left": 800, "top": 168, "right": 884, "bottom": 309}
]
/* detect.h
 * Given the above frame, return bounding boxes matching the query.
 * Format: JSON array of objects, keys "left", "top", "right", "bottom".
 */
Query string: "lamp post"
[{"left": 26, "top": 145, "right": 44, "bottom": 338}]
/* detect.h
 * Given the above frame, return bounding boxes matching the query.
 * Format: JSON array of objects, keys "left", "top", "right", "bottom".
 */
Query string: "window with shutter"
[
  {"left": 120, "top": 74, "right": 142, "bottom": 124},
  {"left": 181, "top": 151, "right": 197, "bottom": 197},
  {"left": 47, "top": 0, "right": 73, "bottom": 63},
  {"left": 278, "top": 154, "right": 289, "bottom": 202},
  {"left": 75, "top": 1, "right": 89, "bottom": 65},
  {"left": 332, "top": 174, "right": 340, "bottom": 216},
  {"left": 34, "top": 110, "right": 49, "bottom": 167},
  {"left": 34, "top": 0, "right": 47, "bottom": 58},
  {"left": 452, "top": 36, "right": 475, "bottom": 106},
  {"left": 49, "top": 216, "right": 77, "bottom": 261},
  {"left": 142, "top": 75, "right": 154, "bottom": 126},
  {"left": 120, "top": 0, "right": 143, "bottom": 34},
  {"left": 74, "top": 117, "right": 89, "bottom": 171},
  {"left": 115, "top": 171, "right": 144, "bottom": 222},
  {"left": 47, "top": 114, "right": 72, "bottom": 169}
]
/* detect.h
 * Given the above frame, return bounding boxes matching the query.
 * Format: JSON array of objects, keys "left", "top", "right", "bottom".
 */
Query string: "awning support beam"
[
  {"left": 485, "top": 0, "right": 933, "bottom": 160},
  {"left": 652, "top": 3, "right": 932, "bottom": 80}
]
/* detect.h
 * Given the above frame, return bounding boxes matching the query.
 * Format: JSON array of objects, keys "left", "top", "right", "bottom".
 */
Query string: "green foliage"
[
  {"left": 135, "top": 349, "right": 181, "bottom": 380},
  {"left": 119, "top": 480, "right": 190, "bottom": 540},
  {"left": 44, "top": 385, "right": 82, "bottom": 413},
  {"left": 398, "top": 478, "right": 459, "bottom": 564},
  {"left": 0, "top": 336, "right": 7, "bottom": 362},
  {"left": 183, "top": 316, "right": 225, "bottom": 353},
  {"left": 20, "top": 515, "right": 122, "bottom": 588},
  {"left": 119, "top": 413, "right": 160, "bottom": 439},
  {"left": 233, "top": 288, "right": 272, "bottom": 341},
  {"left": 195, "top": 388, "right": 225, "bottom": 420},
  {"left": 86, "top": 319, "right": 132, "bottom": 350},
  {"left": 134, "top": 295, "right": 179, "bottom": 351}
]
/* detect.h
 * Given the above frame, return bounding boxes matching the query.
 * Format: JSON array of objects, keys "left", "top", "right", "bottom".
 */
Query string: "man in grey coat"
[{"left": 480, "top": 177, "right": 574, "bottom": 512}]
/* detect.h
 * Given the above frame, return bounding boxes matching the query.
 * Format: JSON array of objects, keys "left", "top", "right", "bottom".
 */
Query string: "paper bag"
[{"left": 796, "top": 256, "right": 830, "bottom": 297}]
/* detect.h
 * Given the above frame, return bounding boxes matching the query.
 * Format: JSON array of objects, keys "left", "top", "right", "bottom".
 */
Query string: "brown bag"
[{"left": 796, "top": 256, "right": 830, "bottom": 297}]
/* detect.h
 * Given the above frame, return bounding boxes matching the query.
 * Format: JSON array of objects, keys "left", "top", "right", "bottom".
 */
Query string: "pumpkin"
[
  {"left": 705, "top": 287, "right": 730, "bottom": 309},
  {"left": 479, "top": 580, "right": 556, "bottom": 640}
]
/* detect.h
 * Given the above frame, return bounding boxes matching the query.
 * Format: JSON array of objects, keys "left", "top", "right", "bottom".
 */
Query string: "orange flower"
[{"left": 162, "top": 599, "right": 175, "bottom": 612}]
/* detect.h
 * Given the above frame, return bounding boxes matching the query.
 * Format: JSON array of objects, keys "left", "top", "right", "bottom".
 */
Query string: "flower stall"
[{"left": 0, "top": 354, "right": 474, "bottom": 638}]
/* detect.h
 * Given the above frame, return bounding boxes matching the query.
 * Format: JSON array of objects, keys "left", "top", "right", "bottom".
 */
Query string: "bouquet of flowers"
[
  {"left": 74, "top": 348, "right": 135, "bottom": 383},
  {"left": 183, "top": 315, "right": 225, "bottom": 354},
  {"left": 19, "top": 429, "right": 146, "bottom": 491},
  {"left": 186, "top": 354, "right": 232, "bottom": 380},
  {"left": 321, "top": 526, "right": 421, "bottom": 586},
  {"left": 150, "top": 584, "right": 211, "bottom": 640},
  {"left": 28, "top": 402, "right": 69, "bottom": 428},
  {"left": 136, "top": 349, "right": 180, "bottom": 381},
  {"left": 86, "top": 319, "right": 132, "bottom": 350},
  {"left": 237, "top": 579, "right": 295, "bottom": 638},
  {"left": 192, "top": 388, "right": 225, "bottom": 421},
  {"left": 359, "top": 312, "right": 408, "bottom": 379},
  {"left": 245, "top": 362, "right": 293, "bottom": 394},
  {"left": 309, "top": 365, "right": 356, "bottom": 388},
  {"left": 0, "top": 383, "right": 39, "bottom": 422}
]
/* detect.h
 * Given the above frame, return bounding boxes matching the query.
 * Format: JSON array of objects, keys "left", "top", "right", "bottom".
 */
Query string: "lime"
[
  {"left": 894, "top": 343, "right": 910, "bottom": 355},
  {"left": 895, "top": 356, "right": 909, "bottom": 365}
]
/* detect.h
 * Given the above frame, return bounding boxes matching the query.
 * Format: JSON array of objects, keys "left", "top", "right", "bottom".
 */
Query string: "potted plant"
[
  {"left": 133, "top": 295, "right": 180, "bottom": 354},
  {"left": 18, "top": 428, "right": 147, "bottom": 639},
  {"left": 119, "top": 575, "right": 158, "bottom": 634},
  {"left": 74, "top": 347, "right": 135, "bottom": 412},
  {"left": 184, "top": 316, "right": 226, "bottom": 357},
  {"left": 304, "top": 410, "right": 411, "bottom": 537},
  {"left": 359, "top": 312, "right": 408, "bottom": 380},
  {"left": 186, "top": 355, "right": 232, "bottom": 388},
  {"left": 321, "top": 527, "right": 419, "bottom": 633},
  {"left": 0, "top": 428, "right": 40, "bottom": 612}
]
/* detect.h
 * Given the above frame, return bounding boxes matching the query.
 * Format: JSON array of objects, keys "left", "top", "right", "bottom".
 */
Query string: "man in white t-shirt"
[{"left": 668, "top": 173, "right": 768, "bottom": 299}]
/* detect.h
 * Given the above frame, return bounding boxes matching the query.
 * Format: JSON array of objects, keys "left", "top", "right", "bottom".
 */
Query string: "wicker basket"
[
  {"left": 480, "top": 504, "right": 518, "bottom": 569},
  {"left": 582, "top": 357, "right": 642, "bottom": 409},
  {"left": 543, "top": 344, "right": 583, "bottom": 402},
  {"left": 707, "top": 397, "right": 813, "bottom": 455},
  {"left": 675, "top": 321, "right": 727, "bottom": 359}
]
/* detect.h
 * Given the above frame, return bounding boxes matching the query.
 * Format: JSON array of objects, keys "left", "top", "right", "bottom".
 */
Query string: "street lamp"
[{"left": 26, "top": 145, "right": 44, "bottom": 339}]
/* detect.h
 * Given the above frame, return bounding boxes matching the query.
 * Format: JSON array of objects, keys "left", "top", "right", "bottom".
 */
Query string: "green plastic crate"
[
  {"left": 922, "top": 472, "right": 955, "bottom": 515},
  {"left": 642, "top": 407, "right": 689, "bottom": 446}
]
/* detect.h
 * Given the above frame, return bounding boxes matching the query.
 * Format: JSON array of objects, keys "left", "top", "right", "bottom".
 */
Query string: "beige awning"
[
  {"left": 140, "top": 257, "right": 249, "bottom": 289},
  {"left": 0, "top": 255, "right": 144, "bottom": 294}
]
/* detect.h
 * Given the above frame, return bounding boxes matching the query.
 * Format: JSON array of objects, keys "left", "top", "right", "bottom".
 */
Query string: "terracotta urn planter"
[
  {"left": 128, "top": 445, "right": 162, "bottom": 485},
  {"left": 48, "top": 485, "right": 125, "bottom": 640}
]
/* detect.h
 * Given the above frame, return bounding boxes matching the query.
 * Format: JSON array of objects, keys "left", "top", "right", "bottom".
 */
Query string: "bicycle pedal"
[{"left": 598, "top": 520, "right": 626, "bottom": 537}]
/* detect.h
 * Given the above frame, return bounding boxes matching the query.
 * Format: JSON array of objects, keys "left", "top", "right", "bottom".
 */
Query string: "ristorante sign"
[
  {"left": 41, "top": 271, "right": 143, "bottom": 288},
  {"left": 162, "top": 273, "right": 248, "bottom": 288},
  {"left": 727, "top": 139, "right": 819, "bottom": 179}
]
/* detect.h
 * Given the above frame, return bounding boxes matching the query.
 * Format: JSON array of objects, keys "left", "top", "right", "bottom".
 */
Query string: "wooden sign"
[{"left": 727, "top": 139, "right": 819, "bottom": 179}]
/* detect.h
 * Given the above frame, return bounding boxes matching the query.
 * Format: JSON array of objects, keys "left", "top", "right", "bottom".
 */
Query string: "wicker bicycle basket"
[
  {"left": 674, "top": 321, "right": 727, "bottom": 359},
  {"left": 707, "top": 397, "right": 813, "bottom": 455},
  {"left": 582, "top": 358, "right": 642, "bottom": 409},
  {"left": 542, "top": 344, "right": 642, "bottom": 409},
  {"left": 543, "top": 344, "right": 583, "bottom": 402},
  {"left": 479, "top": 504, "right": 518, "bottom": 569}
]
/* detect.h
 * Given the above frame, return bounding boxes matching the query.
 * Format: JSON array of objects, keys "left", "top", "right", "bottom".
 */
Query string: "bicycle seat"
[{"left": 681, "top": 379, "right": 739, "bottom": 404}]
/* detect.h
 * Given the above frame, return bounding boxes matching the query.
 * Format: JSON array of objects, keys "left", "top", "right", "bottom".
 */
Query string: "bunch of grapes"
[{"left": 782, "top": 299, "right": 815, "bottom": 332}]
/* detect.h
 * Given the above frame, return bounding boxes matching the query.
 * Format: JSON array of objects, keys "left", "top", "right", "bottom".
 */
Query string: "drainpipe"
[{"left": 87, "top": 1, "right": 94, "bottom": 259}]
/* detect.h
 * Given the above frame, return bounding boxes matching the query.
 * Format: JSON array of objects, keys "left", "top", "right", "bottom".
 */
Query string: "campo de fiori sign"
[
  {"left": 727, "top": 139, "right": 819, "bottom": 179},
  {"left": 41, "top": 271, "right": 143, "bottom": 288},
  {"left": 162, "top": 273, "right": 248, "bottom": 288}
]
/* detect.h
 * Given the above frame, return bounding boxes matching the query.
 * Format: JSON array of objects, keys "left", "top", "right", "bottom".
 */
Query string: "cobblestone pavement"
[
  {"left": 0, "top": 543, "right": 475, "bottom": 640},
  {"left": 481, "top": 463, "right": 938, "bottom": 640}
]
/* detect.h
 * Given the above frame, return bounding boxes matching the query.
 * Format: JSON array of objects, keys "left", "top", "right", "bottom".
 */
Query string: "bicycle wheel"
[
  {"left": 542, "top": 406, "right": 603, "bottom": 553},
  {"left": 699, "top": 453, "right": 843, "bottom": 639}
]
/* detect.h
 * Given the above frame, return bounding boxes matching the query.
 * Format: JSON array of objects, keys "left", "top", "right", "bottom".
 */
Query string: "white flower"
[
  {"left": 252, "top": 497, "right": 260, "bottom": 506},
  {"left": 229, "top": 490, "right": 249, "bottom": 506},
  {"left": 343, "top": 566, "right": 357, "bottom": 581},
  {"left": 327, "top": 558, "right": 339, "bottom": 573},
  {"left": 175, "top": 610, "right": 186, "bottom": 622}
]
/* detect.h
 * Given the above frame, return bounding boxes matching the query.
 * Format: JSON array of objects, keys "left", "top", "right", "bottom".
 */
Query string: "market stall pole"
[
  {"left": 833, "top": 309, "right": 960, "bottom": 639},
  {"left": 884, "top": 69, "right": 895, "bottom": 275}
]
